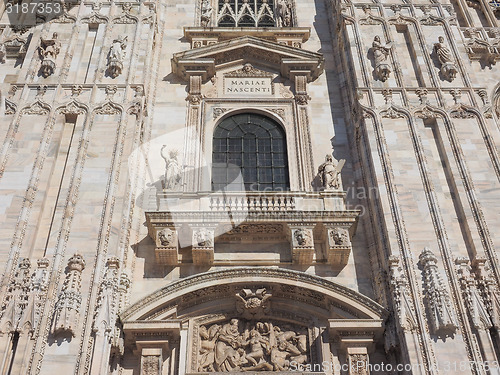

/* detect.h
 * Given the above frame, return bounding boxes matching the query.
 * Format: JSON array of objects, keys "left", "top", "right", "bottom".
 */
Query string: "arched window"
[{"left": 212, "top": 113, "right": 289, "bottom": 191}]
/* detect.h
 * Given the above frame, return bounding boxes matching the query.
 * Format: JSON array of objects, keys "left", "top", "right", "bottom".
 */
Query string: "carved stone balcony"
[{"left": 145, "top": 191, "right": 358, "bottom": 268}]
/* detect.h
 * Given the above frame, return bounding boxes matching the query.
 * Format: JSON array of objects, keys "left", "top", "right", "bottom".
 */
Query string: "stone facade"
[{"left": 0, "top": 0, "right": 499, "bottom": 374}]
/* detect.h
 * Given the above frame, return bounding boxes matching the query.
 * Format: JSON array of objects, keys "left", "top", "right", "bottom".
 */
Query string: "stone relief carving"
[
  {"left": 51, "top": 254, "right": 85, "bottom": 337},
  {"left": 371, "top": 35, "right": 392, "bottom": 82},
  {"left": 0, "top": 258, "right": 32, "bottom": 333},
  {"left": 317, "top": 154, "right": 345, "bottom": 190},
  {"left": 389, "top": 256, "right": 418, "bottom": 332},
  {"left": 197, "top": 319, "right": 308, "bottom": 372},
  {"left": 293, "top": 228, "right": 312, "bottom": 247},
  {"left": 39, "top": 32, "right": 61, "bottom": 77},
  {"left": 418, "top": 248, "right": 457, "bottom": 336},
  {"left": 107, "top": 36, "right": 127, "bottom": 78},
  {"left": 93, "top": 257, "right": 119, "bottom": 334},
  {"left": 193, "top": 228, "right": 214, "bottom": 247},
  {"left": 235, "top": 288, "right": 271, "bottom": 319},
  {"left": 201, "top": 0, "right": 213, "bottom": 26},
  {"left": 328, "top": 227, "right": 350, "bottom": 246},
  {"left": 455, "top": 257, "right": 492, "bottom": 330},
  {"left": 161, "top": 146, "right": 182, "bottom": 190},
  {"left": 433, "top": 36, "right": 458, "bottom": 82},
  {"left": 158, "top": 228, "right": 177, "bottom": 247}
]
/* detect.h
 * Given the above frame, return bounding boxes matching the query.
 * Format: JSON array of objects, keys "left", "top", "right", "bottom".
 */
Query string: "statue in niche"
[
  {"left": 371, "top": 35, "right": 392, "bottom": 82},
  {"left": 0, "top": 43, "right": 6, "bottom": 63},
  {"left": 277, "top": 0, "right": 291, "bottom": 27},
  {"left": 39, "top": 33, "right": 61, "bottom": 77},
  {"left": 434, "top": 36, "right": 458, "bottom": 82},
  {"left": 317, "top": 154, "right": 345, "bottom": 190},
  {"left": 194, "top": 228, "right": 213, "bottom": 247},
  {"left": 198, "top": 319, "right": 308, "bottom": 372},
  {"left": 293, "top": 229, "right": 312, "bottom": 247},
  {"left": 161, "top": 146, "right": 182, "bottom": 190},
  {"left": 201, "top": 0, "right": 213, "bottom": 26},
  {"left": 107, "top": 36, "right": 127, "bottom": 78},
  {"left": 158, "top": 228, "right": 176, "bottom": 247}
]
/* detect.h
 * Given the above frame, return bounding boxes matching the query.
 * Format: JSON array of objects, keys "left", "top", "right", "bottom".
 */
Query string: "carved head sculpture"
[
  {"left": 438, "top": 36, "right": 444, "bottom": 43},
  {"left": 294, "top": 229, "right": 311, "bottom": 246},
  {"left": 329, "top": 227, "right": 349, "bottom": 246},
  {"left": 374, "top": 35, "right": 380, "bottom": 43},
  {"left": 158, "top": 228, "right": 175, "bottom": 247}
]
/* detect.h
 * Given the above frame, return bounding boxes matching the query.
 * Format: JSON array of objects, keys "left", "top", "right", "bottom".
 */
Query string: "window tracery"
[{"left": 213, "top": 0, "right": 293, "bottom": 27}]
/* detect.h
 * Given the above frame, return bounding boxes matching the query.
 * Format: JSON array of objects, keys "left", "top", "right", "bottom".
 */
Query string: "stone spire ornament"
[{"left": 419, "top": 248, "right": 457, "bottom": 336}]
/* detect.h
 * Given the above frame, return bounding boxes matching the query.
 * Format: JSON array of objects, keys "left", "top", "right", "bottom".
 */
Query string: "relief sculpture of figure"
[
  {"left": 161, "top": 146, "right": 182, "bottom": 190},
  {"left": 194, "top": 228, "right": 213, "bottom": 247},
  {"left": 158, "top": 228, "right": 175, "bottom": 247},
  {"left": 434, "top": 36, "right": 458, "bottom": 81},
  {"left": 293, "top": 229, "right": 311, "bottom": 247},
  {"left": 372, "top": 35, "right": 392, "bottom": 82},
  {"left": 317, "top": 154, "right": 345, "bottom": 191},
  {"left": 198, "top": 319, "right": 309, "bottom": 372}
]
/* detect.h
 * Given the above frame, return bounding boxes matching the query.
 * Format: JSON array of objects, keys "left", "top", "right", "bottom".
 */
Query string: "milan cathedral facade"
[{"left": 0, "top": 0, "right": 500, "bottom": 373}]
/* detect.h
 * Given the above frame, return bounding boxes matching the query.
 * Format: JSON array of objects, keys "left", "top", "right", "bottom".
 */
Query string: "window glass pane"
[{"left": 212, "top": 113, "right": 289, "bottom": 191}]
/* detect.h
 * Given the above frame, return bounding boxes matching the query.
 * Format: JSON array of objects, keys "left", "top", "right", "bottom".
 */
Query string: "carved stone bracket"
[
  {"left": 325, "top": 225, "right": 351, "bottom": 267},
  {"left": 155, "top": 227, "right": 179, "bottom": 265},
  {"left": 287, "top": 225, "right": 315, "bottom": 264},
  {"left": 192, "top": 226, "right": 215, "bottom": 265}
]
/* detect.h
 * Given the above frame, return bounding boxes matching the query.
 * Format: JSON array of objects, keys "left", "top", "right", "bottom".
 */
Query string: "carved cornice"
[
  {"left": 172, "top": 36, "right": 324, "bottom": 82},
  {"left": 121, "top": 267, "right": 387, "bottom": 321}
]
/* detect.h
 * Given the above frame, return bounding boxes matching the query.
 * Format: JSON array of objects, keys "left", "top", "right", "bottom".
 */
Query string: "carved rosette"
[
  {"left": 196, "top": 319, "right": 309, "bottom": 372},
  {"left": 155, "top": 227, "right": 179, "bottom": 265},
  {"left": 418, "top": 248, "right": 457, "bottom": 336},
  {"left": 325, "top": 226, "right": 351, "bottom": 266},
  {"left": 288, "top": 226, "right": 314, "bottom": 264},
  {"left": 51, "top": 254, "right": 85, "bottom": 337},
  {"left": 192, "top": 227, "right": 215, "bottom": 265}
]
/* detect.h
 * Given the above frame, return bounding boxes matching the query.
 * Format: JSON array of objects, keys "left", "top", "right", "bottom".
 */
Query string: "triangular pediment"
[{"left": 171, "top": 36, "right": 324, "bottom": 82}]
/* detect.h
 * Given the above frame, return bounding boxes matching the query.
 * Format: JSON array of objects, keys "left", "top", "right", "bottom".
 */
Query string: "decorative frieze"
[
  {"left": 418, "top": 248, "right": 457, "bottom": 336},
  {"left": 51, "top": 254, "right": 85, "bottom": 337}
]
